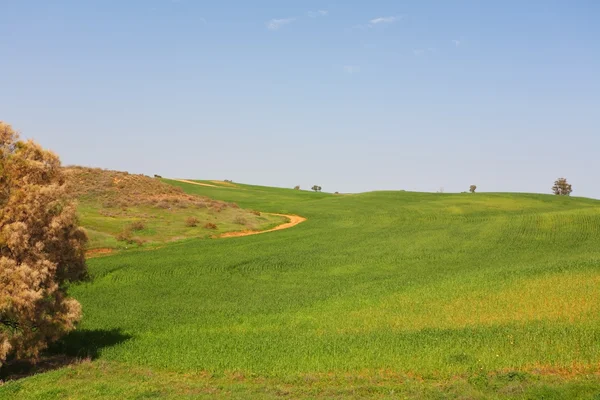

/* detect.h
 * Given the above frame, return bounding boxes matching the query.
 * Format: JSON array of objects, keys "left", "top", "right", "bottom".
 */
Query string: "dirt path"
[
  {"left": 218, "top": 213, "right": 306, "bottom": 238},
  {"left": 175, "top": 179, "right": 219, "bottom": 187}
]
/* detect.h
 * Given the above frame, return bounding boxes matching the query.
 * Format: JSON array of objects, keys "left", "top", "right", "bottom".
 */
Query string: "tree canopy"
[{"left": 0, "top": 121, "right": 88, "bottom": 367}]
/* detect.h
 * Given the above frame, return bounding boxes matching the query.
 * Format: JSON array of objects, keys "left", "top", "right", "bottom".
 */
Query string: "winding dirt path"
[
  {"left": 174, "top": 178, "right": 307, "bottom": 237},
  {"left": 218, "top": 213, "right": 306, "bottom": 238},
  {"left": 175, "top": 179, "right": 218, "bottom": 187}
]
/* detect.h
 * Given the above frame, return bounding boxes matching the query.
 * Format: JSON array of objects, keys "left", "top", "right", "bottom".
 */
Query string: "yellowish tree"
[{"left": 0, "top": 121, "right": 87, "bottom": 367}]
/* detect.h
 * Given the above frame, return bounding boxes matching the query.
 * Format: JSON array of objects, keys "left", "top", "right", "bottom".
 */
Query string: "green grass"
[{"left": 3, "top": 183, "right": 600, "bottom": 398}]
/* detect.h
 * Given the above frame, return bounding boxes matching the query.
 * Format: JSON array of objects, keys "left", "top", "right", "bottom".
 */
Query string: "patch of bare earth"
[
  {"left": 85, "top": 248, "right": 114, "bottom": 258},
  {"left": 174, "top": 179, "right": 218, "bottom": 188},
  {"left": 218, "top": 213, "right": 306, "bottom": 238}
]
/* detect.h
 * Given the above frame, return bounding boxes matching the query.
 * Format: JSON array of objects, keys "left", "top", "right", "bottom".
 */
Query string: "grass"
[{"left": 2, "top": 181, "right": 600, "bottom": 398}]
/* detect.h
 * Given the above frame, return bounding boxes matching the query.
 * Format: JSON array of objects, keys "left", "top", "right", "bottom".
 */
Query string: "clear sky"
[{"left": 2, "top": 1, "right": 599, "bottom": 197}]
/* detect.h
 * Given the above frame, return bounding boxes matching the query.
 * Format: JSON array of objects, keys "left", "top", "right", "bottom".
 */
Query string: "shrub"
[
  {"left": 116, "top": 228, "right": 133, "bottom": 242},
  {"left": 294, "top": 186, "right": 300, "bottom": 190},
  {"left": 251, "top": 210, "right": 261, "bottom": 216},
  {"left": 552, "top": 178, "right": 572, "bottom": 196},
  {"left": 311, "top": 185, "right": 322, "bottom": 192},
  {"left": 469, "top": 185, "right": 477, "bottom": 193},
  {"left": 204, "top": 222, "right": 217, "bottom": 230},
  {"left": 185, "top": 216, "right": 200, "bottom": 227},
  {"left": 129, "top": 221, "right": 146, "bottom": 231},
  {"left": 0, "top": 121, "right": 88, "bottom": 367},
  {"left": 234, "top": 216, "right": 247, "bottom": 225}
]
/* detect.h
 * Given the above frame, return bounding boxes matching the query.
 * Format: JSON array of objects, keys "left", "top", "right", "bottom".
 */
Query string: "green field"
[{"left": 2, "top": 181, "right": 600, "bottom": 399}]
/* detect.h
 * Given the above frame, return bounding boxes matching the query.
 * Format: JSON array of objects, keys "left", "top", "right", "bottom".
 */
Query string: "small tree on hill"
[
  {"left": 469, "top": 185, "right": 477, "bottom": 193},
  {"left": 0, "top": 121, "right": 88, "bottom": 367},
  {"left": 293, "top": 185, "right": 300, "bottom": 190},
  {"left": 311, "top": 185, "right": 322, "bottom": 192},
  {"left": 552, "top": 177, "right": 572, "bottom": 196}
]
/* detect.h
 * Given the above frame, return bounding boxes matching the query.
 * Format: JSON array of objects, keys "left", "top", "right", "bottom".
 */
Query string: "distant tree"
[
  {"left": 153, "top": 174, "right": 162, "bottom": 178},
  {"left": 552, "top": 177, "right": 572, "bottom": 196},
  {"left": 0, "top": 121, "right": 88, "bottom": 367},
  {"left": 469, "top": 185, "right": 477, "bottom": 193},
  {"left": 311, "top": 185, "right": 322, "bottom": 192},
  {"left": 294, "top": 186, "right": 300, "bottom": 190}
]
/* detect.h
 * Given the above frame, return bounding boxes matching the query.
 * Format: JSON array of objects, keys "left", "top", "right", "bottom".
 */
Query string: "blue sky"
[{"left": 2, "top": 1, "right": 599, "bottom": 197}]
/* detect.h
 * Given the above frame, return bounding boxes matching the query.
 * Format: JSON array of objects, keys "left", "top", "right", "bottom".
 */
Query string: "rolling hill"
[{"left": 2, "top": 180, "right": 600, "bottom": 399}]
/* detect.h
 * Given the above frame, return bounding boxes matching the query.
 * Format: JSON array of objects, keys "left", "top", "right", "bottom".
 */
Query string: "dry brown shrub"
[
  {"left": 251, "top": 210, "right": 261, "bottom": 216},
  {"left": 204, "top": 222, "right": 217, "bottom": 230},
  {"left": 129, "top": 221, "right": 146, "bottom": 231},
  {"left": 185, "top": 216, "right": 199, "bottom": 227},
  {"left": 0, "top": 121, "right": 88, "bottom": 367}
]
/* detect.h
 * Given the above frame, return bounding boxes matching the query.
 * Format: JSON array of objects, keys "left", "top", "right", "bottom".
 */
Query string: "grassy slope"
[{"left": 3, "top": 183, "right": 600, "bottom": 399}]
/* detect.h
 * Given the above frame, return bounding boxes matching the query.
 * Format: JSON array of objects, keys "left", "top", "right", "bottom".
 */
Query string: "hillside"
[
  {"left": 3, "top": 181, "right": 600, "bottom": 399},
  {"left": 63, "top": 168, "right": 287, "bottom": 253}
]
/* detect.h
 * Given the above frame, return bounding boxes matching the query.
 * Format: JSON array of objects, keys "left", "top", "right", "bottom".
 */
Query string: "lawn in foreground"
[{"left": 2, "top": 183, "right": 600, "bottom": 398}]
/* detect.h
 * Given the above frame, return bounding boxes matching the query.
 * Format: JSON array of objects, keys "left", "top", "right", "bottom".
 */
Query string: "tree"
[
  {"left": 311, "top": 185, "right": 322, "bottom": 192},
  {"left": 552, "top": 177, "right": 572, "bottom": 196},
  {"left": 293, "top": 186, "right": 300, "bottom": 190},
  {"left": 469, "top": 185, "right": 477, "bottom": 193},
  {"left": 0, "top": 121, "right": 88, "bottom": 367}
]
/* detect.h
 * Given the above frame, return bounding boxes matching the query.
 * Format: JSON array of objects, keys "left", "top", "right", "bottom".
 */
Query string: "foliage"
[
  {"left": 311, "top": 185, "right": 322, "bottom": 192},
  {"left": 0, "top": 121, "right": 87, "bottom": 367},
  {"left": 469, "top": 185, "right": 477, "bottom": 193},
  {"left": 294, "top": 186, "right": 300, "bottom": 190},
  {"left": 128, "top": 221, "right": 146, "bottom": 231},
  {"left": 233, "top": 216, "right": 247, "bottom": 225},
  {"left": 552, "top": 177, "right": 572, "bottom": 196},
  {"left": 185, "top": 216, "right": 199, "bottom": 227}
]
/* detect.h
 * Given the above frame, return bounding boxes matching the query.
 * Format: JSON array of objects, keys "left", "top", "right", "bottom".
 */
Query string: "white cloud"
[
  {"left": 308, "top": 10, "right": 328, "bottom": 18},
  {"left": 267, "top": 18, "right": 295, "bottom": 30},
  {"left": 452, "top": 39, "right": 461, "bottom": 47},
  {"left": 343, "top": 65, "right": 360, "bottom": 74},
  {"left": 369, "top": 16, "right": 398, "bottom": 25}
]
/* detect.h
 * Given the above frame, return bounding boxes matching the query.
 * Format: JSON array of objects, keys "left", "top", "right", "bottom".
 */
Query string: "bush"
[
  {"left": 129, "top": 221, "right": 146, "bottom": 231},
  {"left": 0, "top": 121, "right": 88, "bottom": 367},
  {"left": 234, "top": 216, "right": 247, "bottom": 225},
  {"left": 469, "top": 185, "right": 477, "bottom": 193},
  {"left": 311, "top": 185, "right": 322, "bottom": 192},
  {"left": 116, "top": 228, "right": 133, "bottom": 242},
  {"left": 204, "top": 222, "right": 217, "bottom": 230},
  {"left": 185, "top": 216, "right": 200, "bottom": 227},
  {"left": 251, "top": 210, "right": 261, "bottom": 216},
  {"left": 294, "top": 186, "right": 300, "bottom": 190}
]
